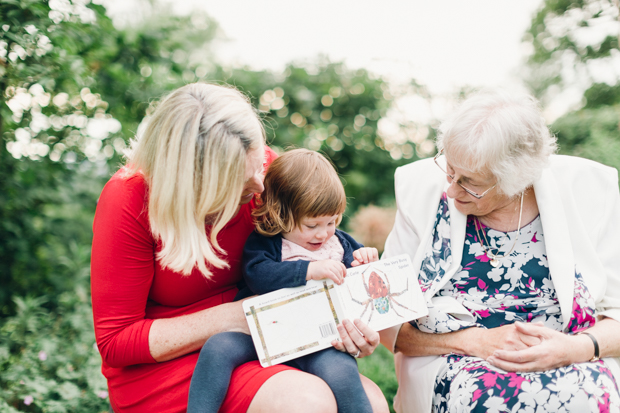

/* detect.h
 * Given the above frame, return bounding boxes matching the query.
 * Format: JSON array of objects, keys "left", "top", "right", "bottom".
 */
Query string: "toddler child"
[{"left": 187, "top": 148, "right": 379, "bottom": 413}]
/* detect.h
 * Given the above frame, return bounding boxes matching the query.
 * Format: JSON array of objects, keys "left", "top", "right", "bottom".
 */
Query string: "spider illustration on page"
[{"left": 347, "top": 267, "right": 412, "bottom": 324}]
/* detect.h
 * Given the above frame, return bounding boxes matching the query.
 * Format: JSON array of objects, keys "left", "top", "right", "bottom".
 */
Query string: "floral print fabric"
[
  {"left": 434, "top": 356, "right": 619, "bottom": 413},
  {"left": 416, "top": 194, "right": 619, "bottom": 412}
]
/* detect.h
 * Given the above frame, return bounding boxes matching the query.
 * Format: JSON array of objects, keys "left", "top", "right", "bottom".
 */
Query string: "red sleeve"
[{"left": 91, "top": 173, "right": 158, "bottom": 368}]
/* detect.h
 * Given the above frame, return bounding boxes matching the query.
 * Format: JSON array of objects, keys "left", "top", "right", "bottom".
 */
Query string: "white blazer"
[{"left": 381, "top": 155, "right": 620, "bottom": 413}]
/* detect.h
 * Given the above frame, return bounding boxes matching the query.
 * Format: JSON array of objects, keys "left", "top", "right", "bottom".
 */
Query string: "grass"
[{"left": 357, "top": 345, "right": 398, "bottom": 412}]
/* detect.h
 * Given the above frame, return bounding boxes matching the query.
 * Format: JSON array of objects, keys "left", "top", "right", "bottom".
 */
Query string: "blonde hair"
[
  {"left": 125, "top": 83, "right": 265, "bottom": 278},
  {"left": 437, "top": 89, "right": 557, "bottom": 197},
  {"left": 254, "top": 149, "right": 347, "bottom": 236}
]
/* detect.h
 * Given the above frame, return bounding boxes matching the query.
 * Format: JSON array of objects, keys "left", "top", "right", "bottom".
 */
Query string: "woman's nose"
[
  {"left": 247, "top": 174, "right": 264, "bottom": 194},
  {"left": 445, "top": 179, "right": 461, "bottom": 199}
]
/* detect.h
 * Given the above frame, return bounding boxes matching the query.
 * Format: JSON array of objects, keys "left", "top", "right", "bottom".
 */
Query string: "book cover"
[{"left": 242, "top": 254, "right": 427, "bottom": 367}]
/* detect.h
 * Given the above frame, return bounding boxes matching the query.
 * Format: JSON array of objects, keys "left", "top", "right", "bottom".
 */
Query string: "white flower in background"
[
  {"left": 53, "top": 93, "right": 70, "bottom": 107},
  {"left": 9, "top": 44, "right": 27, "bottom": 61},
  {"left": 36, "top": 35, "right": 53, "bottom": 56},
  {"left": 0, "top": 40, "right": 7, "bottom": 59},
  {"left": 86, "top": 117, "right": 121, "bottom": 140},
  {"left": 6, "top": 128, "right": 50, "bottom": 160},
  {"left": 25, "top": 25, "right": 38, "bottom": 35},
  {"left": 49, "top": 0, "right": 96, "bottom": 24},
  {"left": 7, "top": 88, "right": 32, "bottom": 121},
  {"left": 30, "top": 109, "right": 50, "bottom": 134},
  {"left": 6, "top": 86, "right": 121, "bottom": 161}
]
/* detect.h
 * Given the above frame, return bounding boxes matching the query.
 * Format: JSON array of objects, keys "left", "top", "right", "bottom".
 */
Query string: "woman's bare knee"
[
  {"left": 248, "top": 370, "right": 337, "bottom": 413},
  {"left": 361, "top": 374, "right": 389, "bottom": 413}
]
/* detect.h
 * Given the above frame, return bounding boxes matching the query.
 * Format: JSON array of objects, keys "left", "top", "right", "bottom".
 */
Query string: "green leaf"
[{"left": 57, "top": 381, "right": 80, "bottom": 400}]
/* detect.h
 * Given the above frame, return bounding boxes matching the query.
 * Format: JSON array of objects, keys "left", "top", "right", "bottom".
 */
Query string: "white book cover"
[{"left": 242, "top": 254, "right": 427, "bottom": 367}]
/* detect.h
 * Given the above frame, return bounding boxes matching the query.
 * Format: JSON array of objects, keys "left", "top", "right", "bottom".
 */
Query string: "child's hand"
[
  {"left": 351, "top": 247, "right": 379, "bottom": 267},
  {"left": 307, "top": 260, "right": 346, "bottom": 285}
]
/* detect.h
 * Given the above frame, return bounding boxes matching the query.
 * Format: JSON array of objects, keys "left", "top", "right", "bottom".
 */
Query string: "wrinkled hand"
[
  {"left": 331, "top": 319, "right": 380, "bottom": 359},
  {"left": 307, "top": 259, "right": 346, "bottom": 285},
  {"left": 351, "top": 247, "right": 379, "bottom": 267},
  {"left": 487, "top": 322, "right": 581, "bottom": 372},
  {"left": 465, "top": 323, "right": 542, "bottom": 360}
]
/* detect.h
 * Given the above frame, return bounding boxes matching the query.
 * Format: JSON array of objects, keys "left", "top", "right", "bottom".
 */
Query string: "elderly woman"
[{"left": 380, "top": 91, "right": 620, "bottom": 412}]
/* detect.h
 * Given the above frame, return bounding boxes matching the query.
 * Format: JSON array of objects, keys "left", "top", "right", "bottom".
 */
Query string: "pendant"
[{"left": 486, "top": 251, "right": 500, "bottom": 267}]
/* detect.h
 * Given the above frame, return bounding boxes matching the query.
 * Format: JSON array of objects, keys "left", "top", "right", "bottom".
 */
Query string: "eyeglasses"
[{"left": 433, "top": 149, "right": 497, "bottom": 199}]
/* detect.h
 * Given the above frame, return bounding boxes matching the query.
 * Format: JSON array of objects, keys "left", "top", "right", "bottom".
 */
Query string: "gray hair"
[{"left": 436, "top": 90, "right": 557, "bottom": 197}]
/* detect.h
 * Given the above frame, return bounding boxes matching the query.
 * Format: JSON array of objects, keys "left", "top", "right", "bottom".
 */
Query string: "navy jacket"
[{"left": 236, "top": 229, "right": 363, "bottom": 300}]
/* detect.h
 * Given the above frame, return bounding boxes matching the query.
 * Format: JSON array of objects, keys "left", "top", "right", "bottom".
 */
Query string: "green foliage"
[
  {"left": 583, "top": 82, "right": 620, "bottom": 107},
  {"left": 523, "top": 0, "right": 619, "bottom": 102},
  {"left": 358, "top": 345, "right": 398, "bottom": 413},
  {"left": 87, "top": 6, "right": 221, "bottom": 150},
  {"left": 221, "top": 62, "right": 417, "bottom": 222},
  {"left": 524, "top": 0, "right": 620, "bottom": 173},
  {"left": 0, "top": 146, "right": 103, "bottom": 316},
  {"left": 0, "top": 269, "right": 109, "bottom": 412},
  {"left": 551, "top": 105, "right": 620, "bottom": 171},
  {"left": 0, "top": 0, "right": 221, "bottom": 314},
  {"left": 1, "top": 0, "right": 121, "bottom": 162},
  {"left": 1, "top": 0, "right": 114, "bottom": 314}
]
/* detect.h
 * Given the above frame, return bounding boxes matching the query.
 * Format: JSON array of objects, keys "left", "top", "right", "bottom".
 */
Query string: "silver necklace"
[{"left": 474, "top": 192, "right": 524, "bottom": 268}]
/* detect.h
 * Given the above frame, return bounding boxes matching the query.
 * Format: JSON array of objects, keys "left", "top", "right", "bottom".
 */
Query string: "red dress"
[{"left": 91, "top": 147, "right": 294, "bottom": 412}]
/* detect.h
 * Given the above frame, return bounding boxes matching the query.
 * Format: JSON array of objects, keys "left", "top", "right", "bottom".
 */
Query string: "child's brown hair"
[{"left": 254, "top": 148, "right": 347, "bottom": 236}]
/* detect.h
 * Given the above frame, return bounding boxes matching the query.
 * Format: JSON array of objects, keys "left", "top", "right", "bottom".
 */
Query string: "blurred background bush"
[{"left": 1, "top": 0, "right": 619, "bottom": 411}]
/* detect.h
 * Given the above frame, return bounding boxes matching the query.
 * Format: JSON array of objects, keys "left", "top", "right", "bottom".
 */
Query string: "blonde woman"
[{"left": 91, "top": 83, "right": 385, "bottom": 412}]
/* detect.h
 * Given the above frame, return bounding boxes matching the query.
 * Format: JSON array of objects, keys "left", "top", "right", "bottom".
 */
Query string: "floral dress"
[{"left": 415, "top": 194, "right": 620, "bottom": 413}]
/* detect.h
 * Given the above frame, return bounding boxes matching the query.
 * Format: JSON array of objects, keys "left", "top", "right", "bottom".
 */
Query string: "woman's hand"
[
  {"left": 462, "top": 323, "right": 542, "bottom": 360},
  {"left": 486, "top": 322, "right": 591, "bottom": 372},
  {"left": 331, "top": 319, "right": 380, "bottom": 358},
  {"left": 351, "top": 247, "right": 379, "bottom": 267},
  {"left": 307, "top": 260, "right": 346, "bottom": 285}
]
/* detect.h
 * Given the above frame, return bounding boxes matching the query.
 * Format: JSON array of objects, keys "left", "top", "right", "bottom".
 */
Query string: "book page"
[
  {"left": 242, "top": 254, "right": 428, "bottom": 366},
  {"left": 336, "top": 254, "right": 427, "bottom": 332},
  {"left": 243, "top": 280, "right": 345, "bottom": 367}
]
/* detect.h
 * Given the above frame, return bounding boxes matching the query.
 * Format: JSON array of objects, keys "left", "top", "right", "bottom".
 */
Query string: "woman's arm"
[
  {"left": 393, "top": 317, "right": 620, "bottom": 373},
  {"left": 393, "top": 322, "right": 540, "bottom": 359},
  {"left": 148, "top": 300, "right": 249, "bottom": 362}
]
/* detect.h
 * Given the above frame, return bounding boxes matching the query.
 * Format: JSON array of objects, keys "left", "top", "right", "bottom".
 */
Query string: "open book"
[{"left": 242, "top": 254, "right": 428, "bottom": 367}]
